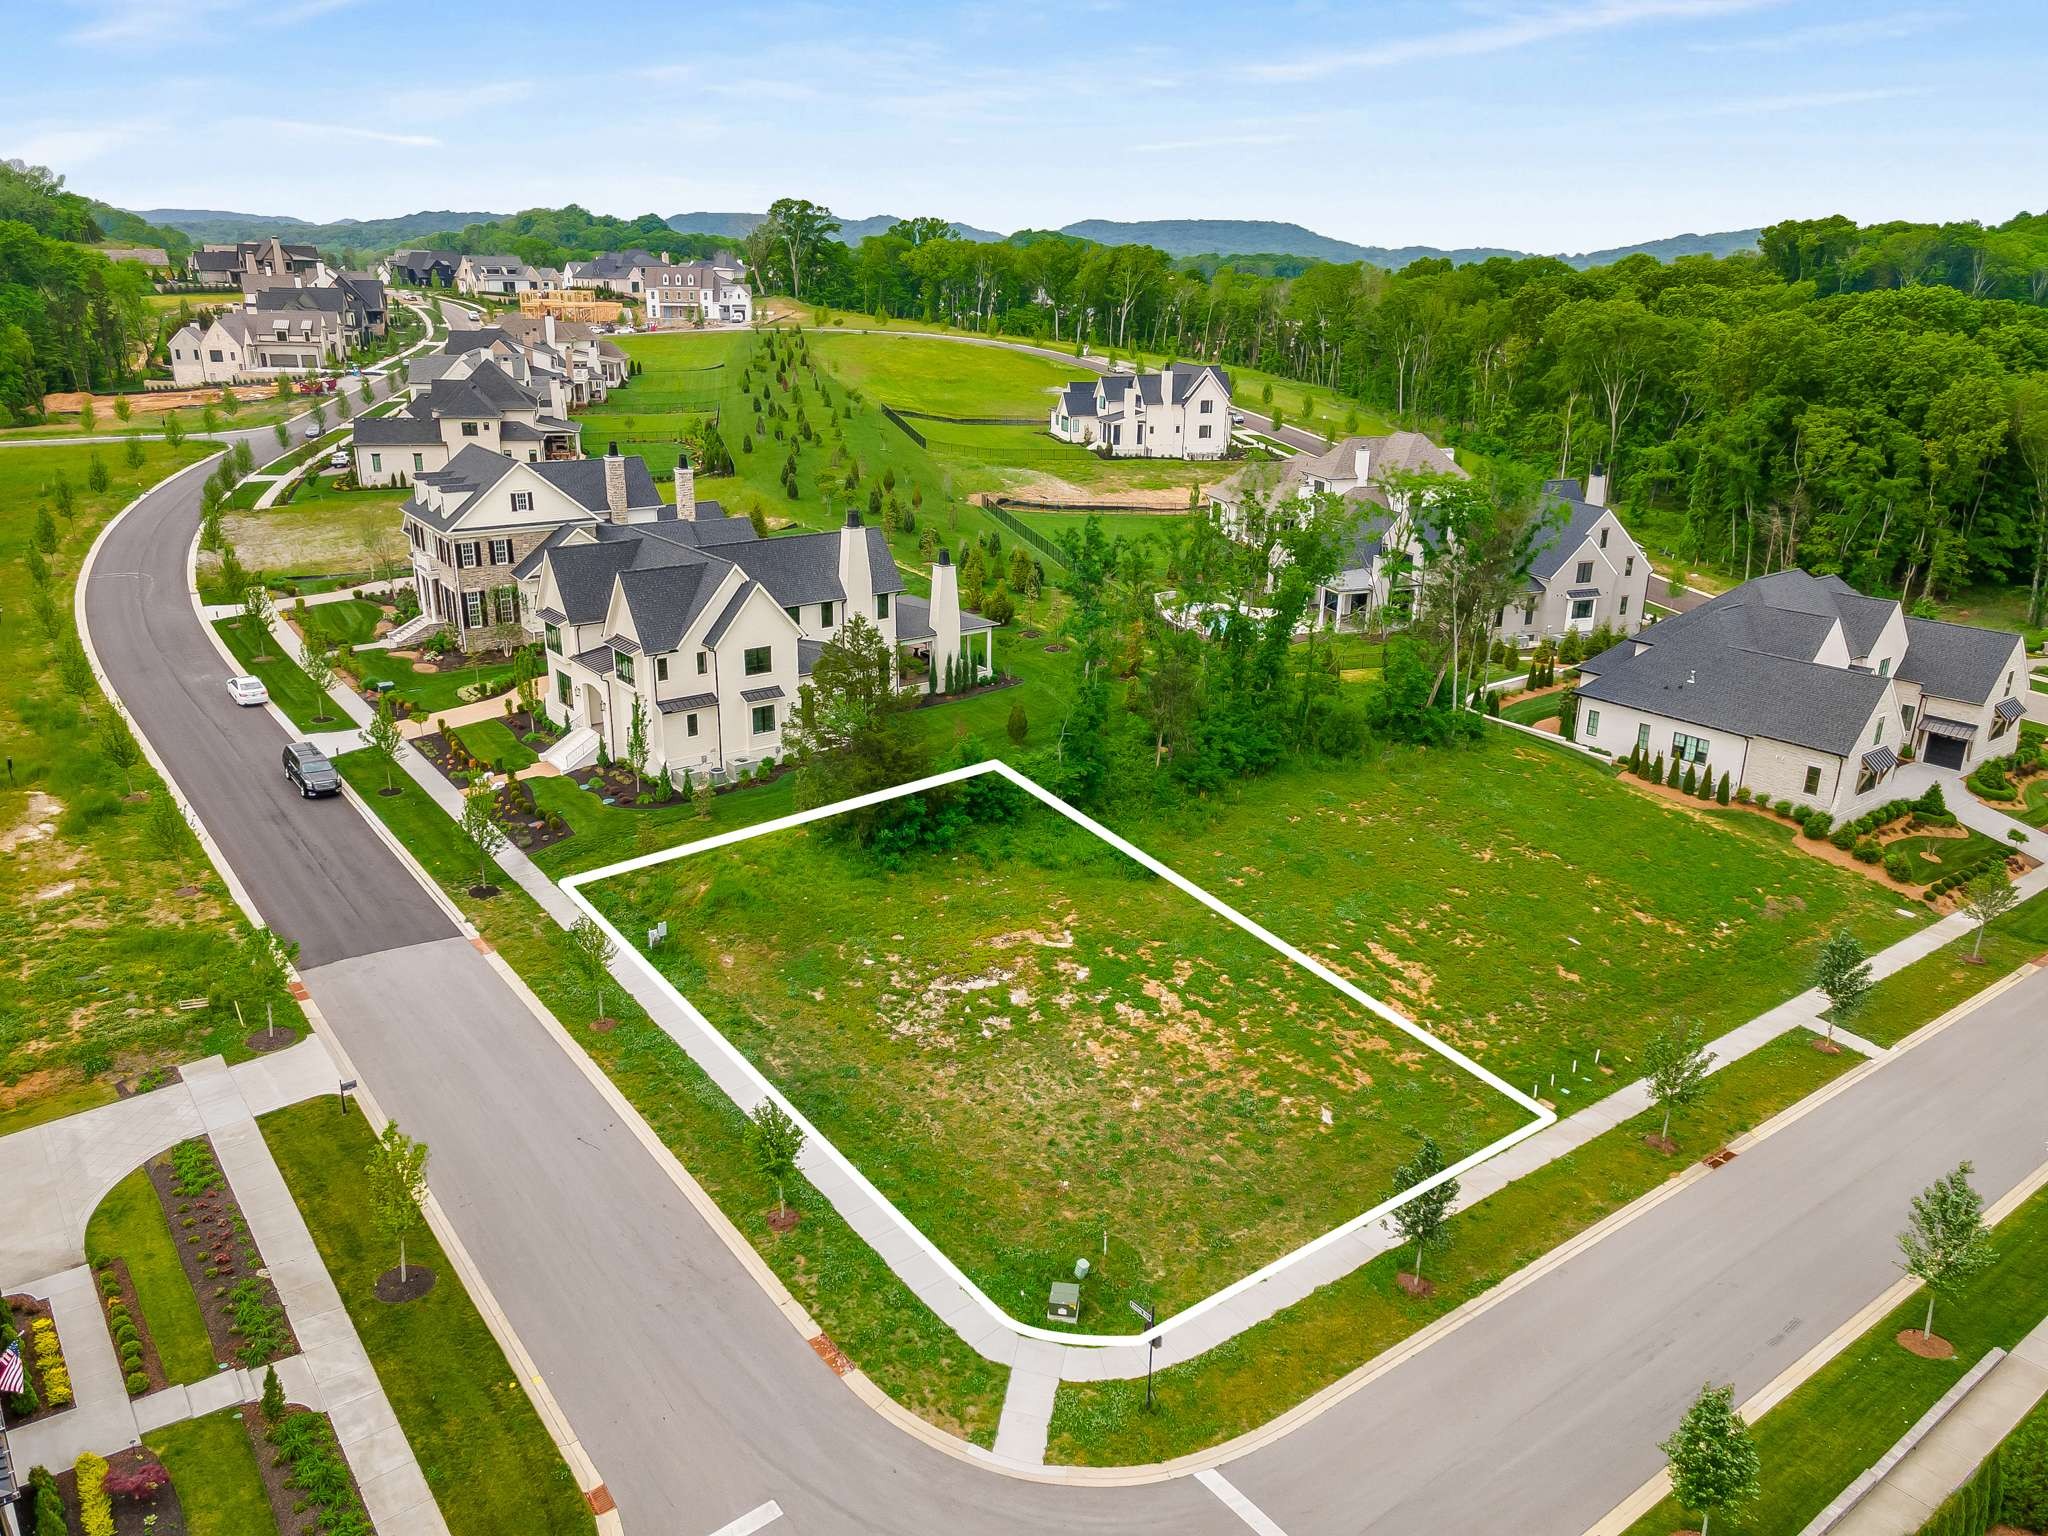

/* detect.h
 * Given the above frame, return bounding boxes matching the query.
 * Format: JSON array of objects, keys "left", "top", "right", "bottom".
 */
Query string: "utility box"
[{"left": 1046, "top": 1281, "right": 1081, "bottom": 1325}]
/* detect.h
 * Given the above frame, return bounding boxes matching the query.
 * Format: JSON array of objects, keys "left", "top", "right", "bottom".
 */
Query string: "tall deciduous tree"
[
  {"left": 1897, "top": 1161, "right": 1995, "bottom": 1344},
  {"left": 1812, "top": 929, "right": 1874, "bottom": 1044},
  {"left": 1960, "top": 864, "right": 2019, "bottom": 958}
]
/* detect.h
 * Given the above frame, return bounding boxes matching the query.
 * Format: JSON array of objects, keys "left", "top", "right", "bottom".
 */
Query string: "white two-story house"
[
  {"left": 353, "top": 360, "right": 582, "bottom": 486},
  {"left": 1050, "top": 362, "right": 1233, "bottom": 459},
  {"left": 1497, "top": 471, "right": 1653, "bottom": 644}
]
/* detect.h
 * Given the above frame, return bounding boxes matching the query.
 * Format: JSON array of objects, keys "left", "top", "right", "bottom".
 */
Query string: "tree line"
[
  {"left": 747, "top": 199, "right": 2048, "bottom": 624},
  {"left": 396, "top": 204, "right": 733, "bottom": 276}
]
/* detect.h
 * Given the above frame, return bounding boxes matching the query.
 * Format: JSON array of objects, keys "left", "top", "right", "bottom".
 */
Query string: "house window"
[
  {"left": 1903, "top": 704, "right": 1917, "bottom": 732},
  {"left": 656, "top": 656, "right": 669, "bottom": 682},
  {"left": 1874, "top": 718, "right": 1884, "bottom": 744},
  {"left": 462, "top": 421, "right": 480, "bottom": 437},
  {"left": 615, "top": 651, "right": 635, "bottom": 684},
  {"left": 457, "top": 542, "right": 479, "bottom": 568},
  {"left": 494, "top": 588, "right": 517, "bottom": 623},
  {"left": 1575, "top": 560, "right": 1594, "bottom": 583},
  {"left": 557, "top": 671, "right": 571, "bottom": 705},
  {"left": 1635, "top": 723, "right": 1651, "bottom": 755},
  {"left": 819, "top": 601, "right": 834, "bottom": 627},
  {"left": 412, "top": 454, "right": 424, "bottom": 471},
  {"left": 696, "top": 651, "right": 708, "bottom": 675},
  {"left": 1571, "top": 598, "right": 1594, "bottom": 621},
  {"left": 1198, "top": 424, "right": 1213, "bottom": 440},
  {"left": 545, "top": 622, "right": 562, "bottom": 654},
  {"left": 784, "top": 605, "right": 801, "bottom": 624},
  {"left": 462, "top": 591, "right": 485, "bottom": 627},
  {"left": 489, "top": 538, "right": 513, "bottom": 565},
  {"left": 511, "top": 491, "right": 533, "bottom": 513},
  {"left": 1522, "top": 601, "right": 1536, "bottom": 625},
  {"left": 686, "top": 713, "right": 699, "bottom": 736},
  {"left": 876, "top": 592, "right": 890, "bottom": 619},
  {"left": 370, "top": 453, "right": 382, "bottom": 473},
  {"left": 1878, "top": 657, "right": 1891, "bottom": 677},
  {"left": 1803, "top": 765, "right": 1823, "bottom": 796},
  {"left": 751, "top": 704, "right": 775, "bottom": 734},
  {"left": 1599, "top": 527, "right": 1610, "bottom": 548},
  {"left": 1200, "top": 398, "right": 1214, "bottom": 413},
  {"left": 208, "top": 349, "right": 223, "bottom": 363},
  {"left": 1671, "top": 732, "right": 1710, "bottom": 765},
  {"left": 1625, "top": 556, "right": 1635, "bottom": 576},
  {"left": 743, "top": 646, "right": 771, "bottom": 676},
  {"left": 1620, "top": 595, "right": 1630, "bottom": 615},
  {"left": 1857, "top": 767, "right": 1879, "bottom": 794},
  {"left": 1585, "top": 709, "right": 1600, "bottom": 737}
]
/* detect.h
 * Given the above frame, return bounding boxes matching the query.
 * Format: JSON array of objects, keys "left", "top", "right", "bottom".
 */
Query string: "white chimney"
[
  {"left": 1586, "top": 463, "right": 1609, "bottom": 507},
  {"left": 837, "top": 510, "right": 873, "bottom": 629},
  {"left": 1353, "top": 446, "right": 1372, "bottom": 485},
  {"left": 544, "top": 311, "right": 557, "bottom": 346},
  {"left": 674, "top": 453, "right": 697, "bottom": 520},
  {"left": 929, "top": 549, "right": 962, "bottom": 685},
  {"left": 603, "top": 442, "right": 628, "bottom": 523},
  {"left": 1441, "top": 446, "right": 1456, "bottom": 464}
]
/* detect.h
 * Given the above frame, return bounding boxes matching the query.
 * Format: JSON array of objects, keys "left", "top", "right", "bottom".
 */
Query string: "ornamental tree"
[
  {"left": 1897, "top": 1161, "right": 1995, "bottom": 1344},
  {"left": 1661, "top": 1382, "right": 1760, "bottom": 1536},
  {"left": 1389, "top": 1135, "right": 1459, "bottom": 1284},
  {"left": 1644, "top": 1017, "right": 1716, "bottom": 1145},
  {"left": 1812, "top": 929, "right": 1874, "bottom": 1044},
  {"left": 746, "top": 1100, "right": 805, "bottom": 1221},
  {"left": 366, "top": 1122, "right": 430, "bottom": 1284}
]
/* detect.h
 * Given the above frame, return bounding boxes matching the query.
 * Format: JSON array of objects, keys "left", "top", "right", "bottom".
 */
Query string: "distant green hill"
[
  {"left": 665, "top": 211, "right": 1004, "bottom": 244},
  {"left": 132, "top": 207, "right": 505, "bottom": 250}
]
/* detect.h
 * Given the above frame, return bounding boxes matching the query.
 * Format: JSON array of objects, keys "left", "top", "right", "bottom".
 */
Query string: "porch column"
[{"left": 984, "top": 627, "right": 994, "bottom": 678}]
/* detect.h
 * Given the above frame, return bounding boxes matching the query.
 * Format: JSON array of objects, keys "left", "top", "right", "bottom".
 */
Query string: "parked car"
[
  {"left": 226, "top": 674, "right": 268, "bottom": 707},
  {"left": 1230, "top": 411, "right": 1246, "bottom": 426},
  {"left": 327, "top": 449, "right": 349, "bottom": 470},
  {"left": 282, "top": 741, "right": 340, "bottom": 798},
  {"left": 302, "top": 422, "right": 321, "bottom": 439}
]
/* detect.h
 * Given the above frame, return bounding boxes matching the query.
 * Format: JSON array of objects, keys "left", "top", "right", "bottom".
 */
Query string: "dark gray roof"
[
  {"left": 1566, "top": 586, "right": 1602, "bottom": 599},
  {"left": 402, "top": 446, "right": 523, "bottom": 532},
  {"left": 1528, "top": 493, "right": 1609, "bottom": 584},
  {"left": 701, "top": 582, "right": 758, "bottom": 646},
  {"left": 604, "top": 634, "right": 641, "bottom": 654},
  {"left": 718, "top": 526, "right": 904, "bottom": 605},
  {"left": 1896, "top": 615, "right": 2021, "bottom": 705},
  {"left": 741, "top": 684, "right": 784, "bottom": 703},
  {"left": 1996, "top": 696, "right": 2026, "bottom": 721},
  {"left": 1577, "top": 638, "right": 1890, "bottom": 757},
  {"left": 439, "top": 326, "right": 516, "bottom": 356},
  {"left": 1862, "top": 745, "right": 1899, "bottom": 774},
  {"left": 893, "top": 593, "right": 936, "bottom": 643},
  {"left": 546, "top": 541, "right": 663, "bottom": 622},
  {"left": 255, "top": 286, "right": 344, "bottom": 315},
  {"left": 570, "top": 646, "right": 615, "bottom": 676},
  {"left": 657, "top": 693, "right": 717, "bottom": 713},
  {"left": 615, "top": 562, "right": 726, "bottom": 654},
  {"left": 1059, "top": 381, "right": 1098, "bottom": 417},
  {"left": 353, "top": 415, "right": 442, "bottom": 447},
  {"left": 536, "top": 455, "right": 661, "bottom": 515},
  {"left": 798, "top": 638, "right": 824, "bottom": 675}
]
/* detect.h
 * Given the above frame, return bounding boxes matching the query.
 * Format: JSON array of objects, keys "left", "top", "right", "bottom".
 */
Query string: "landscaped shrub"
[
  {"left": 1968, "top": 759, "right": 2018, "bottom": 800},
  {"left": 1665, "top": 755, "right": 1681, "bottom": 788},
  {"left": 1681, "top": 764, "right": 1697, "bottom": 794},
  {"left": 2003, "top": 1414, "right": 2048, "bottom": 1530},
  {"left": 1804, "top": 812, "right": 1833, "bottom": 840},
  {"left": 1853, "top": 838, "right": 1881, "bottom": 864},
  {"left": 104, "top": 1458, "right": 169, "bottom": 1501},
  {"left": 1774, "top": 798, "right": 1795, "bottom": 816},
  {"left": 30, "top": 1317, "right": 70, "bottom": 1408},
  {"left": 75, "top": 1451, "right": 112, "bottom": 1536},
  {"left": 1885, "top": 849, "right": 1918, "bottom": 882},
  {"left": 123, "top": 1370, "right": 148, "bottom": 1396},
  {"left": 1717, "top": 772, "right": 1732, "bottom": 805},
  {"left": 1831, "top": 824, "right": 1858, "bottom": 850}
]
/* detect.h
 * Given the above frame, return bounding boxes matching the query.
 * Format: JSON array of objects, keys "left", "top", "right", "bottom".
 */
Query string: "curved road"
[{"left": 79, "top": 335, "right": 2048, "bottom": 1534}]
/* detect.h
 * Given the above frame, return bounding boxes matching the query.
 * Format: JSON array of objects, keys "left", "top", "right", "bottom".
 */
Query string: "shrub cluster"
[
  {"left": 269, "top": 1410, "right": 373, "bottom": 1536},
  {"left": 75, "top": 1451, "right": 112, "bottom": 1536},
  {"left": 1925, "top": 851, "right": 2012, "bottom": 904},
  {"left": 30, "top": 1315, "right": 70, "bottom": 1409}
]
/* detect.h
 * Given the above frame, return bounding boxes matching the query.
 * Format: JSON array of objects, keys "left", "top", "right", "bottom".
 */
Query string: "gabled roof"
[
  {"left": 352, "top": 414, "right": 443, "bottom": 447},
  {"left": 1059, "top": 381, "right": 1098, "bottom": 418},
  {"left": 717, "top": 526, "right": 905, "bottom": 604},
  {"left": 254, "top": 286, "right": 345, "bottom": 315},
  {"left": 615, "top": 562, "right": 727, "bottom": 654},
  {"left": 1577, "top": 636, "right": 1890, "bottom": 757},
  {"left": 1896, "top": 615, "right": 2022, "bottom": 704},
  {"left": 1529, "top": 496, "right": 1611, "bottom": 584}
]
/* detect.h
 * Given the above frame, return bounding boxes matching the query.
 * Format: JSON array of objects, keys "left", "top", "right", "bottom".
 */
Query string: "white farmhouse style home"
[
  {"left": 1050, "top": 362, "right": 1233, "bottom": 459},
  {"left": 1575, "top": 570, "right": 2027, "bottom": 820},
  {"left": 353, "top": 359, "right": 582, "bottom": 486},
  {"left": 455, "top": 256, "right": 544, "bottom": 296},
  {"left": 1496, "top": 471, "right": 1653, "bottom": 644},
  {"left": 520, "top": 456, "right": 994, "bottom": 780},
  {"left": 168, "top": 306, "right": 345, "bottom": 386},
  {"left": 639, "top": 261, "right": 753, "bottom": 325}
]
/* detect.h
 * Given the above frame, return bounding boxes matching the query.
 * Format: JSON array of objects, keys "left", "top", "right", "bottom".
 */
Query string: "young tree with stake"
[
  {"left": 1661, "top": 1382, "right": 1760, "bottom": 1536},
  {"left": 363, "top": 693, "right": 403, "bottom": 793},
  {"left": 1897, "top": 1161, "right": 1995, "bottom": 1347},
  {"left": 746, "top": 1100, "right": 805, "bottom": 1223},
  {"left": 625, "top": 693, "right": 651, "bottom": 797},
  {"left": 1643, "top": 1018, "right": 1715, "bottom": 1149},
  {"left": 458, "top": 783, "right": 505, "bottom": 892},
  {"left": 303, "top": 647, "right": 337, "bottom": 721},
  {"left": 1389, "top": 1135, "right": 1458, "bottom": 1287},
  {"left": 1959, "top": 864, "right": 2018, "bottom": 959},
  {"left": 567, "top": 915, "right": 618, "bottom": 1028},
  {"left": 1812, "top": 928, "right": 1873, "bottom": 1045},
  {"left": 366, "top": 1122, "right": 430, "bottom": 1285}
]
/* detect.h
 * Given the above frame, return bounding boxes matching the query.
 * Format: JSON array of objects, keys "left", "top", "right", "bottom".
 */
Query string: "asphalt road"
[{"left": 76, "top": 325, "right": 2048, "bottom": 1535}]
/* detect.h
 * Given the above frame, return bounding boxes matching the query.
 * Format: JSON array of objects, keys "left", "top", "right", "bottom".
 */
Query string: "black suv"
[{"left": 283, "top": 741, "right": 341, "bottom": 798}]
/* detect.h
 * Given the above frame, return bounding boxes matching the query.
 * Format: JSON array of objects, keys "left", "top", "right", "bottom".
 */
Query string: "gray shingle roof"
[
  {"left": 741, "top": 684, "right": 784, "bottom": 703},
  {"left": 657, "top": 693, "right": 717, "bottom": 713},
  {"left": 570, "top": 646, "right": 615, "bottom": 676},
  {"left": 1896, "top": 615, "right": 2022, "bottom": 705},
  {"left": 615, "top": 562, "right": 726, "bottom": 655},
  {"left": 717, "top": 527, "right": 904, "bottom": 605},
  {"left": 1577, "top": 637, "right": 1890, "bottom": 757},
  {"left": 353, "top": 415, "right": 442, "bottom": 447}
]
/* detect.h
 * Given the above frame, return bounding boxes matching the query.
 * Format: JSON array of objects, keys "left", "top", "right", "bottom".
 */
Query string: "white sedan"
[{"left": 226, "top": 674, "right": 269, "bottom": 707}]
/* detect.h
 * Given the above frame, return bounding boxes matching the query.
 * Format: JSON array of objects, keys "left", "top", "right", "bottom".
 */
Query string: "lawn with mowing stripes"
[
  {"left": 1839, "top": 890, "right": 2048, "bottom": 1047},
  {"left": 260, "top": 1097, "right": 596, "bottom": 1536},
  {"left": 86, "top": 1165, "right": 216, "bottom": 1383},
  {"left": 212, "top": 615, "right": 337, "bottom": 733}
]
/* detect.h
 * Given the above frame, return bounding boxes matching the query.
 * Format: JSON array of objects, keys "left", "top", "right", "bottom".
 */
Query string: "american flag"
[{"left": 0, "top": 1340, "right": 22, "bottom": 1395}]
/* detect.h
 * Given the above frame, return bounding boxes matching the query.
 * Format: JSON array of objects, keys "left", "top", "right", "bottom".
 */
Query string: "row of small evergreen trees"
[{"left": 1628, "top": 741, "right": 1732, "bottom": 804}]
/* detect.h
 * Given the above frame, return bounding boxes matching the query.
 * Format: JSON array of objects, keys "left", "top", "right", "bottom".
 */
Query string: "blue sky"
[{"left": 11, "top": 0, "right": 2043, "bottom": 252}]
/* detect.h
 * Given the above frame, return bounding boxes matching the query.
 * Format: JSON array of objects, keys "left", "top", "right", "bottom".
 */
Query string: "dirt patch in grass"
[
  {"left": 374, "top": 1266, "right": 436, "bottom": 1303},
  {"left": 1897, "top": 1328, "right": 1956, "bottom": 1359}
]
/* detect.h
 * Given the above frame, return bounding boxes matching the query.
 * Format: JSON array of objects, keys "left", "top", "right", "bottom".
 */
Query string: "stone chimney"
[
  {"left": 603, "top": 442, "right": 628, "bottom": 523},
  {"left": 674, "top": 452, "right": 697, "bottom": 519},
  {"left": 929, "top": 549, "right": 962, "bottom": 686},
  {"left": 1353, "top": 446, "right": 1372, "bottom": 485},
  {"left": 1586, "top": 462, "right": 1609, "bottom": 507},
  {"left": 837, "top": 509, "right": 873, "bottom": 631}
]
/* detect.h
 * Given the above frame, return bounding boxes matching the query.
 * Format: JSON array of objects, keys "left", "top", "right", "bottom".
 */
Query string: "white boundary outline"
[{"left": 562, "top": 757, "right": 1554, "bottom": 1350}]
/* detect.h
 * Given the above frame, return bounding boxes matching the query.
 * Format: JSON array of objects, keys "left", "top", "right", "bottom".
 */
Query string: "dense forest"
[
  {"left": 752, "top": 201, "right": 2048, "bottom": 622},
  {"left": 0, "top": 161, "right": 166, "bottom": 417},
  {"left": 402, "top": 205, "right": 735, "bottom": 273}
]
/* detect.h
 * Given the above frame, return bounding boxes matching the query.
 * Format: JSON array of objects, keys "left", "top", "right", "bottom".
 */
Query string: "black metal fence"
[{"left": 982, "top": 503, "right": 1069, "bottom": 568}]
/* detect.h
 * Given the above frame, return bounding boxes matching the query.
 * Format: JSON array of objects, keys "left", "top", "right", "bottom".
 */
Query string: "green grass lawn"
[
  {"left": 212, "top": 615, "right": 339, "bottom": 733},
  {"left": 451, "top": 716, "right": 536, "bottom": 773},
  {"left": 1621, "top": 1176, "right": 2048, "bottom": 1536},
  {"left": 147, "top": 1408, "right": 279, "bottom": 1536},
  {"left": 585, "top": 780, "right": 1529, "bottom": 1330},
  {"left": 85, "top": 1166, "right": 217, "bottom": 1383},
  {"left": 1845, "top": 891, "right": 2048, "bottom": 1047},
  {"left": 346, "top": 649, "right": 518, "bottom": 718},
  {"left": 328, "top": 749, "right": 1012, "bottom": 1445},
  {"left": 1884, "top": 828, "right": 2009, "bottom": 880},
  {"left": 806, "top": 329, "right": 1078, "bottom": 417},
  {"left": 1500, "top": 689, "right": 1565, "bottom": 725},
  {"left": 1048, "top": 1027, "right": 1858, "bottom": 1464},
  {"left": 260, "top": 1098, "right": 596, "bottom": 1536},
  {"left": 0, "top": 439, "right": 298, "bottom": 1137},
  {"left": 294, "top": 598, "right": 386, "bottom": 649},
  {"left": 1114, "top": 739, "right": 1921, "bottom": 1103},
  {"left": 2013, "top": 774, "right": 2048, "bottom": 827}
]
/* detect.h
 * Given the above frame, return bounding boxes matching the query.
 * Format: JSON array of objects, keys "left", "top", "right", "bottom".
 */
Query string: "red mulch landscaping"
[
  {"left": 147, "top": 1138, "right": 296, "bottom": 1371},
  {"left": 1396, "top": 1273, "right": 1436, "bottom": 1298},
  {"left": 1642, "top": 1134, "right": 1680, "bottom": 1156},
  {"left": 1898, "top": 1329, "right": 1957, "bottom": 1359},
  {"left": 93, "top": 1257, "right": 170, "bottom": 1393}
]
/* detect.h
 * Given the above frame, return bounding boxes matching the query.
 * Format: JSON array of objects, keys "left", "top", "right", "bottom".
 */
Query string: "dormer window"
[{"left": 511, "top": 491, "right": 533, "bottom": 513}]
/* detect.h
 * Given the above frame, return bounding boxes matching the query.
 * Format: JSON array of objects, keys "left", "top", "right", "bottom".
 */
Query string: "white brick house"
[{"left": 1050, "top": 363, "right": 1233, "bottom": 459}]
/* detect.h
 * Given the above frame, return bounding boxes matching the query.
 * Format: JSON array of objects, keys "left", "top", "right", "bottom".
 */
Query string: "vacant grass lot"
[
  {"left": 216, "top": 487, "right": 406, "bottom": 589},
  {"left": 86, "top": 1165, "right": 216, "bottom": 1383},
  {"left": 586, "top": 781, "right": 1528, "bottom": 1329},
  {"left": 329, "top": 748, "right": 1012, "bottom": 1445},
  {"left": 1622, "top": 1176, "right": 2048, "bottom": 1536},
  {"left": 1049, "top": 1026, "right": 1858, "bottom": 1463},
  {"left": 1121, "top": 738, "right": 1922, "bottom": 1099},
  {"left": 0, "top": 440, "right": 297, "bottom": 1137},
  {"left": 261, "top": 1098, "right": 596, "bottom": 1536}
]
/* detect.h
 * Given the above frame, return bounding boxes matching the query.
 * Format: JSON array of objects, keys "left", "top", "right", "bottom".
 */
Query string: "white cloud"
[
  {"left": 1688, "top": 7, "right": 1952, "bottom": 53},
  {"left": 1246, "top": 0, "right": 1781, "bottom": 82},
  {"left": 11, "top": 121, "right": 156, "bottom": 166},
  {"left": 242, "top": 118, "right": 443, "bottom": 148},
  {"left": 1638, "top": 85, "right": 1931, "bottom": 121}
]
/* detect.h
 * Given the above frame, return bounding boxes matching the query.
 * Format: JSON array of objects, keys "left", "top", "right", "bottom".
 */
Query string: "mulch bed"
[
  {"left": 147, "top": 1138, "right": 297, "bottom": 1371},
  {"left": 49, "top": 1448, "right": 188, "bottom": 1536},
  {"left": 765, "top": 1207, "right": 801, "bottom": 1233},
  {"left": 1813, "top": 1038, "right": 1844, "bottom": 1055},
  {"left": 1898, "top": 1328, "right": 1957, "bottom": 1359},
  {"left": 243, "top": 1404, "right": 370, "bottom": 1536},
  {"left": 1042, "top": 643, "right": 1070, "bottom": 653},
  {"left": 114, "top": 1065, "right": 181, "bottom": 1099},
  {"left": 1641, "top": 1134, "right": 1679, "bottom": 1156},
  {"left": 374, "top": 1265, "right": 436, "bottom": 1303},
  {"left": 243, "top": 1024, "right": 296, "bottom": 1054},
  {"left": 1395, "top": 1273, "right": 1436, "bottom": 1298},
  {"left": 4, "top": 1292, "right": 71, "bottom": 1424},
  {"left": 93, "top": 1257, "right": 170, "bottom": 1393}
]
